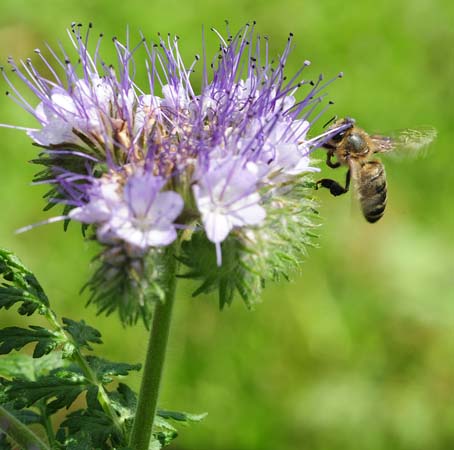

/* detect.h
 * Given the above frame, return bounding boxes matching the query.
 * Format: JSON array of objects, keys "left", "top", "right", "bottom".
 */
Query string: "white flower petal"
[
  {"left": 203, "top": 211, "right": 232, "bottom": 243},
  {"left": 230, "top": 199, "right": 266, "bottom": 226}
]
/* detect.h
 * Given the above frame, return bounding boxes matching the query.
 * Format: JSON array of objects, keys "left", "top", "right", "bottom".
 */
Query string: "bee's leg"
[
  {"left": 326, "top": 151, "right": 341, "bottom": 169},
  {"left": 316, "top": 169, "right": 351, "bottom": 196}
]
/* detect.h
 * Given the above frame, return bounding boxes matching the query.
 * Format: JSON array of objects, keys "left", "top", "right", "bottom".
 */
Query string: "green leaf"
[
  {"left": 0, "top": 249, "right": 49, "bottom": 316},
  {"left": 152, "top": 409, "right": 207, "bottom": 447},
  {"left": 5, "top": 370, "right": 89, "bottom": 415},
  {"left": 108, "top": 383, "right": 137, "bottom": 422},
  {"left": 0, "top": 326, "right": 62, "bottom": 358},
  {"left": 62, "top": 318, "right": 102, "bottom": 351},
  {"left": 60, "top": 409, "right": 120, "bottom": 449},
  {"left": 86, "top": 356, "right": 141, "bottom": 384},
  {"left": 157, "top": 409, "right": 208, "bottom": 423}
]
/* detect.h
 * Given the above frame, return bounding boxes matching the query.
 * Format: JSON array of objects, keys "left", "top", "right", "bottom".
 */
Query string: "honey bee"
[{"left": 316, "top": 117, "right": 437, "bottom": 223}]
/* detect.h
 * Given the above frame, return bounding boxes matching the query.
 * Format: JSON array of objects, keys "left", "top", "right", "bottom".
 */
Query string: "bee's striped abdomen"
[{"left": 357, "top": 160, "right": 387, "bottom": 223}]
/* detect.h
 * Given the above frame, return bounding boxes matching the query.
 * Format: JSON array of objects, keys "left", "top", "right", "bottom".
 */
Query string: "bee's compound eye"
[
  {"left": 347, "top": 134, "right": 365, "bottom": 152},
  {"left": 332, "top": 131, "right": 345, "bottom": 143}
]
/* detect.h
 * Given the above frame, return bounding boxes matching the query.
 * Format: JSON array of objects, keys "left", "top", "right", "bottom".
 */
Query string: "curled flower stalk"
[{"left": 2, "top": 22, "right": 347, "bottom": 324}]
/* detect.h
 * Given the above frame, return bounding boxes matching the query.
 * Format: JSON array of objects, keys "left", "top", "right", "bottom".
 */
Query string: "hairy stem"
[
  {"left": 129, "top": 241, "right": 180, "bottom": 450},
  {"left": 0, "top": 405, "right": 50, "bottom": 450},
  {"left": 44, "top": 312, "right": 125, "bottom": 438}
]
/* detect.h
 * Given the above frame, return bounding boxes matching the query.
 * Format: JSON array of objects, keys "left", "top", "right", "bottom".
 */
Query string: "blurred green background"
[{"left": 1, "top": 0, "right": 454, "bottom": 449}]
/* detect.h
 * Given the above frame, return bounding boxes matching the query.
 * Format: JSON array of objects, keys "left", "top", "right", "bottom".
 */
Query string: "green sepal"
[
  {"left": 84, "top": 246, "right": 168, "bottom": 327},
  {"left": 179, "top": 233, "right": 263, "bottom": 309}
]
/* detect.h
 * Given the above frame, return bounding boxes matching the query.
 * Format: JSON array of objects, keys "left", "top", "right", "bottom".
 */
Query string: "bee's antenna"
[{"left": 322, "top": 115, "right": 337, "bottom": 128}]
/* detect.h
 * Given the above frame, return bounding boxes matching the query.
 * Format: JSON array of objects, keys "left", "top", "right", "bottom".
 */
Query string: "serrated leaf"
[
  {"left": 86, "top": 356, "right": 141, "bottom": 384},
  {"left": 0, "top": 326, "right": 61, "bottom": 358},
  {"left": 0, "top": 249, "right": 49, "bottom": 316},
  {"left": 60, "top": 409, "right": 120, "bottom": 449},
  {"left": 62, "top": 318, "right": 102, "bottom": 351},
  {"left": 5, "top": 370, "right": 89, "bottom": 415},
  {"left": 108, "top": 383, "right": 137, "bottom": 422}
]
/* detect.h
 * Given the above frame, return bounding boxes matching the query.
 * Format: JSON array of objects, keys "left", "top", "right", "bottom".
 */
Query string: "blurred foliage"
[{"left": 0, "top": 0, "right": 453, "bottom": 449}]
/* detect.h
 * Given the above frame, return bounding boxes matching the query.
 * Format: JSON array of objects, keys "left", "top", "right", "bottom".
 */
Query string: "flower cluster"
[{"left": 2, "top": 22, "right": 346, "bottom": 323}]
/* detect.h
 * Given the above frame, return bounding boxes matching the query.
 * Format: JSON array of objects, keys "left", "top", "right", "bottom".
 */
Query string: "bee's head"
[{"left": 325, "top": 117, "right": 355, "bottom": 146}]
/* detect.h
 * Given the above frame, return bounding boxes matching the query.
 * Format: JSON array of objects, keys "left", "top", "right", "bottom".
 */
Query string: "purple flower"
[
  {"left": 2, "top": 22, "right": 346, "bottom": 259},
  {"left": 69, "top": 170, "right": 183, "bottom": 250},
  {"left": 193, "top": 157, "right": 266, "bottom": 264}
]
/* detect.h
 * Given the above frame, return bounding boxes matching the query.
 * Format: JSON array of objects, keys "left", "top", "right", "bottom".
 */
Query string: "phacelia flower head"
[{"left": 2, "top": 22, "right": 348, "bottom": 324}]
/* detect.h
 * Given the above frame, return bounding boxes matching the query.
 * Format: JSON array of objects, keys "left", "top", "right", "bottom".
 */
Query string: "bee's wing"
[{"left": 370, "top": 126, "right": 437, "bottom": 157}]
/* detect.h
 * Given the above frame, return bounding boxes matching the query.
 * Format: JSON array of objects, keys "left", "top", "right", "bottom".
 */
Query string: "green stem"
[
  {"left": 72, "top": 350, "right": 125, "bottom": 434},
  {"left": 0, "top": 406, "right": 50, "bottom": 450},
  {"left": 37, "top": 402, "right": 54, "bottom": 447},
  {"left": 44, "top": 311, "right": 125, "bottom": 438},
  {"left": 129, "top": 242, "right": 180, "bottom": 450}
]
